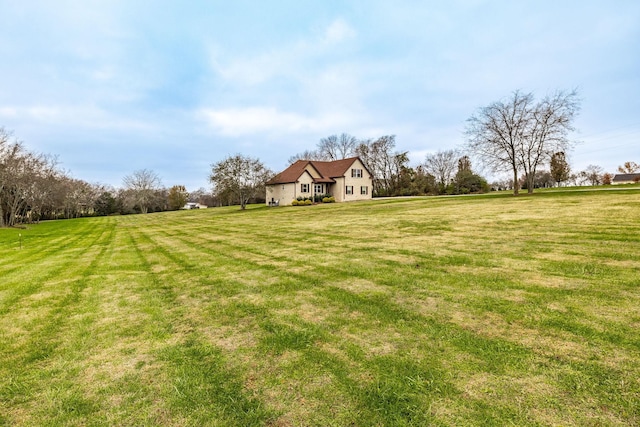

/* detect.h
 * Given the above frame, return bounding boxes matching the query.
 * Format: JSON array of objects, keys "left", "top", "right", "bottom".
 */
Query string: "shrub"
[
  {"left": 291, "top": 200, "right": 299, "bottom": 206},
  {"left": 322, "top": 197, "right": 336, "bottom": 203},
  {"left": 304, "top": 199, "right": 313, "bottom": 205}
]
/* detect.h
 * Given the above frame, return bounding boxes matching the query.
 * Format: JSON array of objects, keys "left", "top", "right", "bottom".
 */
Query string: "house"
[
  {"left": 612, "top": 173, "right": 640, "bottom": 185},
  {"left": 265, "top": 157, "right": 373, "bottom": 206}
]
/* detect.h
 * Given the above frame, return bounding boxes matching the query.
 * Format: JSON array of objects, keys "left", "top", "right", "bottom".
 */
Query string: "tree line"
[
  {"left": 3, "top": 87, "right": 636, "bottom": 222},
  {"left": 0, "top": 127, "right": 217, "bottom": 227}
]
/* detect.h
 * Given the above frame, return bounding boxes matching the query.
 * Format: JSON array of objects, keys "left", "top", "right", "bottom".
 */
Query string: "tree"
[
  {"left": 466, "top": 89, "right": 580, "bottom": 195},
  {"left": 94, "top": 191, "right": 117, "bottom": 216},
  {"left": 583, "top": 165, "right": 604, "bottom": 186},
  {"left": 617, "top": 161, "right": 640, "bottom": 174},
  {"left": 466, "top": 91, "right": 532, "bottom": 195},
  {"left": 354, "top": 135, "right": 406, "bottom": 196},
  {"left": 423, "top": 149, "right": 459, "bottom": 193},
  {"left": 289, "top": 133, "right": 358, "bottom": 164},
  {"left": 519, "top": 90, "right": 580, "bottom": 193},
  {"left": 287, "top": 149, "right": 324, "bottom": 165},
  {"left": 550, "top": 152, "right": 570, "bottom": 187},
  {"left": 209, "top": 154, "right": 272, "bottom": 210},
  {"left": 167, "top": 185, "right": 188, "bottom": 210},
  {"left": 602, "top": 173, "right": 613, "bottom": 185},
  {"left": 449, "top": 157, "right": 489, "bottom": 194},
  {"left": 122, "top": 169, "right": 162, "bottom": 214}
]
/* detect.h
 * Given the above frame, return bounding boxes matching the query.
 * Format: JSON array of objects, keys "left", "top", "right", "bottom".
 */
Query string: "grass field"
[{"left": 1, "top": 188, "right": 639, "bottom": 426}]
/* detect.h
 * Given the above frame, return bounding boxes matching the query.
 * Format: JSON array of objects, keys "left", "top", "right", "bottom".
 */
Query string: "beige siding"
[
  {"left": 304, "top": 164, "right": 322, "bottom": 179},
  {"left": 265, "top": 183, "right": 295, "bottom": 206},
  {"left": 341, "top": 159, "right": 373, "bottom": 202},
  {"left": 333, "top": 177, "right": 345, "bottom": 202},
  {"left": 297, "top": 173, "right": 314, "bottom": 200},
  {"left": 267, "top": 158, "right": 373, "bottom": 205}
]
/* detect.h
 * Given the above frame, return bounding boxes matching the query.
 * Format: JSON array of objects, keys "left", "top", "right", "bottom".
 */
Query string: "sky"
[{"left": 1, "top": 1, "right": 639, "bottom": 190}]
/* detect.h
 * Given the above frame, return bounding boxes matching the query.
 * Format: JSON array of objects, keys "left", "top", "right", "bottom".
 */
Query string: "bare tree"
[
  {"left": 519, "top": 90, "right": 580, "bottom": 193},
  {"left": 287, "top": 149, "right": 324, "bottom": 165},
  {"left": 209, "top": 154, "right": 272, "bottom": 210},
  {"left": 466, "top": 89, "right": 580, "bottom": 195},
  {"left": 354, "top": 135, "right": 406, "bottom": 196},
  {"left": 466, "top": 90, "right": 533, "bottom": 195},
  {"left": 122, "top": 169, "right": 162, "bottom": 214},
  {"left": 336, "top": 133, "right": 357, "bottom": 158},
  {"left": 423, "top": 149, "right": 459, "bottom": 190},
  {"left": 583, "top": 165, "right": 604, "bottom": 186},
  {"left": 290, "top": 133, "right": 358, "bottom": 164},
  {"left": 318, "top": 135, "right": 339, "bottom": 160}
]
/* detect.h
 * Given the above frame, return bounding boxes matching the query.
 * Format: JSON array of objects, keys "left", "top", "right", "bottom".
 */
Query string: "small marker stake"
[{"left": 19, "top": 233, "right": 22, "bottom": 250}]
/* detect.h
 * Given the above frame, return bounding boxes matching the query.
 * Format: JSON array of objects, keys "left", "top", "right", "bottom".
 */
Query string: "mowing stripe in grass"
[{"left": 0, "top": 220, "right": 117, "bottom": 424}]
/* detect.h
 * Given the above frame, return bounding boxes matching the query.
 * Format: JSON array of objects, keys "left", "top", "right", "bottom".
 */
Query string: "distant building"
[
  {"left": 611, "top": 173, "right": 640, "bottom": 185},
  {"left": 182, "top": 202, "right": 207, "bottom": 209},
  {"left": 265, "top": 157, "right": 373, "bottom": 206}
]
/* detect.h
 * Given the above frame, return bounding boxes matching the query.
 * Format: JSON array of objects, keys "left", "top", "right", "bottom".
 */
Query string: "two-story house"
[{"left": 265, "top": 157, "right": 373, "bottom": 206}]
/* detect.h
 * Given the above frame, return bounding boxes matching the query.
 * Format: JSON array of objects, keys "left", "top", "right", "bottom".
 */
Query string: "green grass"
[{"left": 1, "top": 187, "right": 639, "bottom": 426}]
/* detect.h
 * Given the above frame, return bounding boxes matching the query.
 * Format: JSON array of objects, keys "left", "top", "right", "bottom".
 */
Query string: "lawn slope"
[{"left": 1, "top": 188, "right": 639, "bottom": 426}]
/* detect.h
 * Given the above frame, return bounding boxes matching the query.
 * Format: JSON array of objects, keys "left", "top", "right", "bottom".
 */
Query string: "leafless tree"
[
  {"left": 518, "top": 90, "right": 579, "bottom": 193},
  {"left": 122, "top": 169, "right": 162, "bottom": 214},
  {"left": 423, "top": 149, "right": 459, "bottom": 189},
  {"left": 287, "top": 149, "right": 325, "bottom": 165},
  {"left": 289, "top": 133, "right": 358, "bottom": 164},
  {"left": 466, "top": 89, "right": 580, "bottom": 195},
  {"left": 354, "top": 135, "right": 407, "bottom": 196},
  {"left": 466, "top": 91, "right": 533, "bottom": 195},
  {"left": 583, "top": 164, "right": 604, "bottom": 186}
]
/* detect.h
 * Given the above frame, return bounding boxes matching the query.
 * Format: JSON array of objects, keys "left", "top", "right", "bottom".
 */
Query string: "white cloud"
[
  {"left": 208, "top": 17, "right": 357, "bottom": 87},
  {"left": 0, "top": 104, "right": 151, "bottom": 132},
  {"left": 198, "top": 106, "right": 356, "bottom": 137},
  {"left": 322, "top": 18, "right": 356, "bottom": 45}
]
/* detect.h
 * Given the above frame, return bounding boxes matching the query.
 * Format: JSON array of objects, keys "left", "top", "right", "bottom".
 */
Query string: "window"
[
  {"left": 314, "top": 184, "right": 323, "bottom": 194},
  {"left": 346, "top": 185, "right": 353, "bottom": 195},
  {"left": 301, "top": 183, "right": 309, "bottom": 193},
  {"left": 361, "top": 186, "right": 368, "bottom": 195},
  {"left": 351, "top": 168, "right": 363, "bottom": 178}
]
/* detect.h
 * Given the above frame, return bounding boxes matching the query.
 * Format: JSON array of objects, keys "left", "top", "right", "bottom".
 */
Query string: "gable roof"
[
  {"left": 266, "top": 157, "right": 367, "bottom": 185},
  {"left": 612, "top": 173, "right": 640, "bottom": 183}
]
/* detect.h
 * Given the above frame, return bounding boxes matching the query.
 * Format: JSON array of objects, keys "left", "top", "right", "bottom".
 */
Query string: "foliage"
[
  {"left": 167, "top": 185, "right": 189, "bottom": 210},
  {"left": 209, "top": 154, "right": 273, "bottom": 210},
  {"left": 550, "top": 151, "right": 571, "bottom": 186},
  {"left": 447, "top": 159, "right": 490, "bottom": 194},
  {"left": 617, "top": 161, "right": 640, "bottom": 174}
]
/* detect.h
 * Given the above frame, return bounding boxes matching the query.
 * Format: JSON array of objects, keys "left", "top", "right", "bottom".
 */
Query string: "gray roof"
[{"left": 612, "top": 173, "right": 640, "bottom": 182}]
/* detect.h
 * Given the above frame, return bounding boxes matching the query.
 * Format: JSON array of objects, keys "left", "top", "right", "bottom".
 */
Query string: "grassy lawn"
[{"left": 1, "top": 188, "right": 639, "bottom": 426}]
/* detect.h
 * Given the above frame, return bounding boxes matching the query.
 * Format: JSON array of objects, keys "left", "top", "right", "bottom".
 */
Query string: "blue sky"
[{"left": 1, "top": 1, "right": 639, "bottom": 190}]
